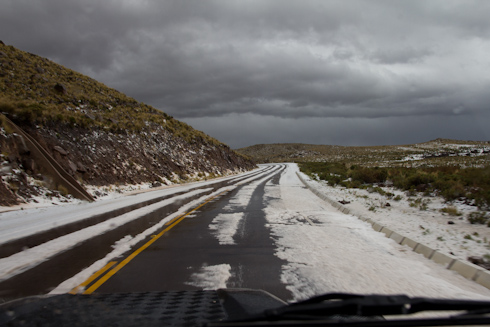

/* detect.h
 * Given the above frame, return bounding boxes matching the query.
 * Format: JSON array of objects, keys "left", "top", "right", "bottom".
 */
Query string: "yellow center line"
[
  {"left": 164, "top": 215, "right": 182, "bottom": 226},
  {"left": 69, "top": 261, "right": 117, "bottom": 294},
  {"left": 81, "top": 190, "right": 228, "bottom": 295}
]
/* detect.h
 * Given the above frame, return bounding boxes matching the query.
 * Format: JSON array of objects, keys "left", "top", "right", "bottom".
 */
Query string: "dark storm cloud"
[{"left": 1, "top": 0, "right": 490, "bottom": 147}]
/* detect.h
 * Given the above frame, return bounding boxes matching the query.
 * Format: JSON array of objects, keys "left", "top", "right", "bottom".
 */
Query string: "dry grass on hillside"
[{"left": 0, "top": 42, "right": 218, "bottom": 145}]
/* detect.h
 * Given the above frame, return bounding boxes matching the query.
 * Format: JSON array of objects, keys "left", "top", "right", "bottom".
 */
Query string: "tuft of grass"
[
  {"left": 467, "top": 211, "right": 489, "bottom": 225},
  {"left": 0, "top": 116, "right": 14, "bottom": 134},
  {"left": 57, "top": 185, "right": 69, "bottom": 196},
  {"left": 440, "top": 206, "right": 462, "bottom": 216}
]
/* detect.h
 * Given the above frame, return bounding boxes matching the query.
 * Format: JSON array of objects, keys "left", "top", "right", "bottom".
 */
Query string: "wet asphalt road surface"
[
  {"left": 95, "top": 164, "right": 292, "bottom": 300},
  {"left": 0, "top": 166, "right": 286, "bottom": 302}
]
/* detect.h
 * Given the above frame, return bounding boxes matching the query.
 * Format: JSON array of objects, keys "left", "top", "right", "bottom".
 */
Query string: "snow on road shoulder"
[
  {"left": 297, "top": 167, "right": 490, "bottom": 263},
  {"left": 266, "top": 163, "right": 490, "bottom": 302},
  {"left": 0, "top": 166, "right": 266, "bottom": 245},
  {"left": 0, "top": 187, "right": 214, "bottom": 283},
  {"left": 0, "top": 184, "right": 197, "bottom": 245},
  {"left": 51, "top": 186, "right": 236, "bottom": 294}
]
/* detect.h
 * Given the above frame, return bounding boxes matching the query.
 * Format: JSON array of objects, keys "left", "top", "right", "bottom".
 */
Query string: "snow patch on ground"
[
  {"left": 0, "top": 188, "right": 213, "bottom": 282},
  {"left": 209, "top": 213, "right": 243, "bottom": 245},
  {"left": 208, "top": 169, "right": 278, "bottom": 245},
  {"left": 265, "top": 163, "right": 490, "bottom": 302},
  {"left": 301, "top": 174, "right": 490, "bottom": 262},
  {"left": 186, "top": 264, "right": 232, "bottom": 290},
  {"left": 50, "top": 186, "right": 235, "bottom": 294}
]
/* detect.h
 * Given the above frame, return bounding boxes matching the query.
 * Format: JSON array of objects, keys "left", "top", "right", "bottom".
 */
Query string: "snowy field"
[
  {"left": 300, "top": 170, "right": 490, "bottom": 263},
  {"left": 264, "top": 164, "right": 490, "bottom": 301}
]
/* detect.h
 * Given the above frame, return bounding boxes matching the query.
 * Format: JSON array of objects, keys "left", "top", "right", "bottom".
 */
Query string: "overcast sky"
[{"left": 2, "top": 0, "right": 490, "bottom": 148}]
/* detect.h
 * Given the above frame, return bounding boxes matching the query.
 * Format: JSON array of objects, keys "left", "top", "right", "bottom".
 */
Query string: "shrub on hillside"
[
  {"left": 300, "top": 162, "right": 490, "bottom": 210},
  {"left": 468, "top": 211, "right": 489, "bottom": 225},
  {"left": 349, "top": 166, "right": 387, "bottom": 184}
]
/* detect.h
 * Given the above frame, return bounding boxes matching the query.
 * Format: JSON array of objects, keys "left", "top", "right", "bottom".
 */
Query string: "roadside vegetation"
[
  {"left": 300, "top": 162, "right": 490, "bottom": 210},
  {"left": 238, "top": 140, "right": 490, "bottom": 168},
  {"left": 299, "top": 161, "right": 490, "bottom": 225},
  {"left": 300, "top": 162, "right": 489, "bottom": 208}
]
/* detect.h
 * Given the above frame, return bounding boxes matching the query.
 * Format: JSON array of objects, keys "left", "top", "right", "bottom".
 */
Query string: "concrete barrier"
[
  {"left": 372, "top": 222, "right": 384, "bottom": 232},
  {"left": 389, "top": 232, "right": 405, "bottom": 244},
  {"left": 295, "top": 171, "right": 490, "bottom": 290},
  {"left": 414, "top": 243, "right": 435, "bottom": 259},
  {"left": 431, "top": 251, "right": 455, "bottom": 268},
  {"left": 474, "top": 271, "right": 490, "bottom": 289},
  {"left": 401, "top": 237, "right": 418, "bottom": 250},
  {"left": 380, "top": 227, "right": 393, "bottom": 238},
  {"left": 449, "top": 260, "right": 482, "bottom": 280}
]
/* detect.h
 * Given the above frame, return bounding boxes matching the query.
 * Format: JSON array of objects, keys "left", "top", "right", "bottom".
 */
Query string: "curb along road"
[{"left": 296, "top": 172, "right": 490, "bottom": 290}]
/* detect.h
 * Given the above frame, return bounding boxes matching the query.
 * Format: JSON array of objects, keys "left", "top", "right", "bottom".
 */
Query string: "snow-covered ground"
[
  {"left": 268, "top": 164, "right": 490, "bottom": 301},
  {"left": 300, "top": 171, "right": 490, "bottom": 263},
  {"left": 184, "top": 163, "right": 490, "bottom": 302},
  {"left": 0, "top": 169, "right": 262, "bottom": 245},
  {"left": 0, "top": 182, "right": 166, "bottom": 214},
  {"left": 2, "top": 163, "right": 490, "bottom": 305}
]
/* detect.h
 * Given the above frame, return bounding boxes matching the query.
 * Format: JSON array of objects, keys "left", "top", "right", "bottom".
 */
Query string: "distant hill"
[
  {"left": 237, "top": 139, "right": 490, "bottom": 166},
  {"left": 0, "top": 42, "right": 254, "bottom": 206}
]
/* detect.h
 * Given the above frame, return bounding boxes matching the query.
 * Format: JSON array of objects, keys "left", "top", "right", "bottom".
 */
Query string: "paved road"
[
  {"left": 6, "top": 163, "right": 490, "bottom": 304},
  {"left": 85, "top": 164, "right": 292, "bottom": 300},
  {"left": 0, "top": 164, "right": 292, "bottom": 301}
]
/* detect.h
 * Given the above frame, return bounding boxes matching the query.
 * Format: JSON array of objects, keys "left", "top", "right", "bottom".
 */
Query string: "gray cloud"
[{"left": 2, "top": 0, "right": 489, "bottom": 147}]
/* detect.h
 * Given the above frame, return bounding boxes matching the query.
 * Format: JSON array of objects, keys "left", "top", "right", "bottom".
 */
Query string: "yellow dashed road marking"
[{"left": 77, "top": 190, "right": 228, "bottom": 294}]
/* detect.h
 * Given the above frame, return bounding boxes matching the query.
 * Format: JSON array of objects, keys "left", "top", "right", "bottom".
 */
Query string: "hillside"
[
  {"left": 0, "top": 42, "right": 254, "bottom": 206},
  {"left": 237, "top": 139, "right": 490, "bottom": 167}
]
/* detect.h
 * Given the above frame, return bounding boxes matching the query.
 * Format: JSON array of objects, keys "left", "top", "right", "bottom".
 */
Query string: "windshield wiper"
[
  {"left": 210, "top": 293, "right": 490, "bottom": 326},
  {"left": 273, "top": 293, "right": 490, "bottom": 317}
]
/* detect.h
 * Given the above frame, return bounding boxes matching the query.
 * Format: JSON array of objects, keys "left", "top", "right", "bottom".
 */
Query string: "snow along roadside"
[
  {"left": 295, "top": 171, "right": 490, "bottom": 290},
  {"left": 51, "top": 166, "right": 282, "bottom": 294},
  {"left": 0, "top": 166, "right": 266, "bottom": 245},
  {"left": 264, "top": 163, "right": 490, "bottom": 303},
  {"left": 0, "top": 187, "right": 214, "bottom": 282},
  {"left": 49, "top": 184, "right": 239, "bottom": 294}
]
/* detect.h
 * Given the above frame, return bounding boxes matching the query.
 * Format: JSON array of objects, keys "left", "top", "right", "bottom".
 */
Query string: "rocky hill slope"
[{"left": 0, "top": 42, "right": 254, "bottom": 206}]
